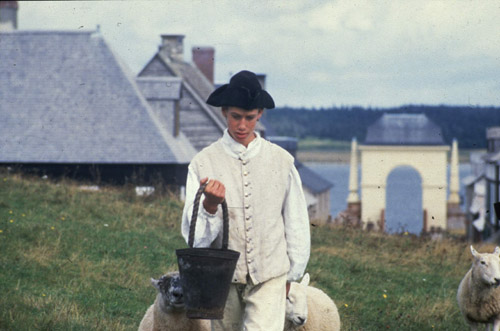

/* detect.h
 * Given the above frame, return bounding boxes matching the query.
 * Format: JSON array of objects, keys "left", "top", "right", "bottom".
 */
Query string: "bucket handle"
[{"left": 188, "top": 182, "right": 230, "bottom": 250}]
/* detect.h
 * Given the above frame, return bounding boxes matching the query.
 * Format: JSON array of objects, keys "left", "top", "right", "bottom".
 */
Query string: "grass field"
[
  {"left": 297, "top": 138, "right": 351, "bottom": 163},
  {"left": 0, "top": 168, "right": 487, "bottom": 330}
]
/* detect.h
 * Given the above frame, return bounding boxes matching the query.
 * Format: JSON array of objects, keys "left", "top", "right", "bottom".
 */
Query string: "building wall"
[
  {"left": 359, "top": 145, "right": 450, "bottom": 231},
  {"left": 179, "top": 87, "right": 223, "bottom": 150},
  {"left": 305, "top": 188, "right": 331, "bottom": 225},
  {"left": 316, "top": 190, "right": 331, "bottom": 224},
  {"left": 146, "top": 100, "right": 177, "bottom": 133}
]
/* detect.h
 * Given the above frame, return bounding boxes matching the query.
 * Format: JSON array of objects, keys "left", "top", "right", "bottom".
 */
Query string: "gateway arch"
[{"left": 351, "top": 113, "right": 459, "bottom": 233}]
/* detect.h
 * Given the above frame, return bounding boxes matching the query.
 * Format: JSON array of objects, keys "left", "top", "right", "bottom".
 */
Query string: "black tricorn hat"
[{"left": 206, "top": 70, "right": 275, "bottom": 110}]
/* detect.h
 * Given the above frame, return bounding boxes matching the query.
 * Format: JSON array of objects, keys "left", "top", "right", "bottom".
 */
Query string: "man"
[{"left": 181, "top": 70, "right": 310, "bottom": 331}]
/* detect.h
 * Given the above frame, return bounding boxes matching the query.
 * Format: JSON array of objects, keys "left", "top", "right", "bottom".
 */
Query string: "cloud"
[{"left": 16, "top": 0, "right": 500, "bottom": 108}]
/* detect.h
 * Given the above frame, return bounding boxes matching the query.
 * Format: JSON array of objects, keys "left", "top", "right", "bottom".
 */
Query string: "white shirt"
[{"left": 181, "top": 129, "right": 310, "bottom": 282}]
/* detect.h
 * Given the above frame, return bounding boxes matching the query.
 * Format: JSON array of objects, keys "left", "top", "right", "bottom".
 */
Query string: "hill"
[
  {"left": 263, "top": 105, "right": 500, "bottom": 149},
  {"left": 0, "top": 168, "right": 487, "bottom": 330}
]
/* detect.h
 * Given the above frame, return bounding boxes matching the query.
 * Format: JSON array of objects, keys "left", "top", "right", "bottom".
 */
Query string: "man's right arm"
[{"left": 181, "top": 168, "right": 224, "bottom": 247}]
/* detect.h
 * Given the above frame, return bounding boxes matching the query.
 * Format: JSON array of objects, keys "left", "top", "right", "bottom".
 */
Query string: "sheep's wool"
[{"left": 190, "top": 138, "right": 293, "bottom": 284}]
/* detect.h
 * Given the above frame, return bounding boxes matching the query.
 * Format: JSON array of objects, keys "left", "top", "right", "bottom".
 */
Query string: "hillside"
[
  {"left": 0, "top": 168, "right": 488, "bottom": 330},
  {"left": 263, "top": 105, "right": 500, "bottom": 149}
]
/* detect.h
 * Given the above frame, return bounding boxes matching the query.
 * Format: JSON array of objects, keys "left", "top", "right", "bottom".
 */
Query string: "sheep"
[
  {"left": 284, "top": 273, "right": 341, "bottom": 331},
  {"left": 457, "top": 246, "right": 500, "bottom": 331},
  {"left": 138, "top": 271, "right": 210, "bottom": 331}
]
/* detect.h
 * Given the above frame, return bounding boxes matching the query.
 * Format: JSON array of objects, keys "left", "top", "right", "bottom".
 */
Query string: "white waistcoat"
[{"left": 190, "top": 138, "right": 294, "bottom": 284}]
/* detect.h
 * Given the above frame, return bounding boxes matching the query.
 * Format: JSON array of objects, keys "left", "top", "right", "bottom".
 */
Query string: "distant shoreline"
[
  {"left": 296, "top": 148, "right": 485, "bottom": 164},
  {"left": 297, "top": 150, "right": 351, "bottom": 163}
]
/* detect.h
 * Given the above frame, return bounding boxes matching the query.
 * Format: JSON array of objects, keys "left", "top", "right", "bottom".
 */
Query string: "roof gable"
[{"left": 138, "top": 54, "right": 176, "bottom": 77}]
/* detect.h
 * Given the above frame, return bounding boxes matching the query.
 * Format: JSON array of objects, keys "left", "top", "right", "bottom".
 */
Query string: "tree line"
[{"left": 262, "top": 105, "right": 500, "bottom": 148}]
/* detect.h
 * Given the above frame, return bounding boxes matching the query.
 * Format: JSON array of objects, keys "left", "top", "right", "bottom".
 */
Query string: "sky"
[{"left": 15, "top": 0, "right": 500, "bottom": 109}]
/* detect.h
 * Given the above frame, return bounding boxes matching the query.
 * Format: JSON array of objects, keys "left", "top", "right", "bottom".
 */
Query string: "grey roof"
[
  {"left": 364, "top": 113, "right": 446, "bottom": 146},
  {"left": 0, "top": 30, "right": 196, "bottom": 164},
  {"left": 295, "top": 161, "right": 333, "bottom": 194},
  {"left": 136, "top": 76, "right": 182, "bottom": 100}
]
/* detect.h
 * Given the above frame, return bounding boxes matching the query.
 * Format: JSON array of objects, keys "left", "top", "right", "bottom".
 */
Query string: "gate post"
[{"left": 423, "top": 209, "right": 428, "bottom": 234}]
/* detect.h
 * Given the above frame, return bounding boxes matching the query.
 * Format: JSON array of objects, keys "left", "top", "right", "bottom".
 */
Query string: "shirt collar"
[{"left": 221, "top": 129, "right": 262, "bottom": 160}]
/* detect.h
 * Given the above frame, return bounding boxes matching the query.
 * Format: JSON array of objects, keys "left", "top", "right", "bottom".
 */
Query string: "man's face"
[{"left": 222, "top": 107, "right": 263, "bottom": 147}]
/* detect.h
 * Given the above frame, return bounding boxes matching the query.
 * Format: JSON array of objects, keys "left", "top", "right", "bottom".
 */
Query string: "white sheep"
[
  {"left": 138, "top": 271, "right": 210, "bottom": 331},
  {"left": 457, "top": 246, "right": 500, "bottom": 331},
  {"left": 284, "top": 273, "right": 341, "bottom": 331}
]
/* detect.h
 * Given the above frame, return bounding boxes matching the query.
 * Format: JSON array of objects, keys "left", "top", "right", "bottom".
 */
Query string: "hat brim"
[{"left": 206, "top": 84, "right": 275, "bottom": 110}]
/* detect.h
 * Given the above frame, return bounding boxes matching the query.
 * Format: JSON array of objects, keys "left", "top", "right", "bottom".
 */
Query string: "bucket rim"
[{"left": 176, "top": 247, "right": 240, "bottom": 259}]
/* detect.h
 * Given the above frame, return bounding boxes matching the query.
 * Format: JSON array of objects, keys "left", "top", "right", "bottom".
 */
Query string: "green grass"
[
  {"left": 0, "top": 168, "right": 484, "bottom": 330},
  {"left": 298, "top": 138, "right": 352, "bottom": 151},
  {"left": 297, "top": 138, "right": 352, "bottom": 162}
]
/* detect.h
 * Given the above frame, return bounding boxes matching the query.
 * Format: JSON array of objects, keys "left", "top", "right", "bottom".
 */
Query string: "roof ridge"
[{"left": 0, "top": 29, "right": 95, "bottom": 35}]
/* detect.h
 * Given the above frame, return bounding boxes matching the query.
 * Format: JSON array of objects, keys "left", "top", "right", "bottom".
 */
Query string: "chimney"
[
  {"left": 0, "top": 1, "right": 18, "bottom": 31},
  {"left": 192, "top": 46, "right": 215, "bottom": 84},
  {"left": 159, "top": 34, "right": 185, "bottom": 62}
]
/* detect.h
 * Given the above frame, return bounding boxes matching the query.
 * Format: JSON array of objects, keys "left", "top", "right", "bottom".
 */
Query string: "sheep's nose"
[
  {"left": 297, "top": 317, "right": 305, "bottom": 325},
  {"left": 172, "top": 289, "right": 183, "bottom": 299},
  {"left": 495, "top": 278, "right": 500, "bottom": 286}
]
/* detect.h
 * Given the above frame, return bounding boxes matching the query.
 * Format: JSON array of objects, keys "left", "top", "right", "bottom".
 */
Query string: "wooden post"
[
  {"left": 379, "top": 209, "right": 385, "bottom": 232},
  {"left": 174, "top": 100, "right": 180, "bottom": 137},
  {"left": 423, "top": 209, "right": 428, "bottom": 233}
]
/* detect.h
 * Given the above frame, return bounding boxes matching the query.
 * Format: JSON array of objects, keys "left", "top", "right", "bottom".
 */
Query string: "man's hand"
[{"left": 201, "top": 178, "right": 225, "bottom": 214}]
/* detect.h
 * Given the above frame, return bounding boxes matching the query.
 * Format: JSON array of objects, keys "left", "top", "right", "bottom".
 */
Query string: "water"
[
  {"left": 306, "top": 162, "right": 471, "bottom": 234},
  {"left": 385, "top": 166, "right": 422, "bottom": 234}
]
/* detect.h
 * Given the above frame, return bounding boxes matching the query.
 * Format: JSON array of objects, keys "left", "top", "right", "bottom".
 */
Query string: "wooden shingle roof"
[
  {"left": 295, "top": 160, "right": 334, "bottom": 194},
  {"left": 0, "top": 30, "right": 196, "bottom": 164}
]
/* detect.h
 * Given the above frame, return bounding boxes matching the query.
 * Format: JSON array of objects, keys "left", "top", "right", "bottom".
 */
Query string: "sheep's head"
[
  {"left": 471, "top": 246, "right": 500, "bottom": 288},
  {"left": 286, "top": 273, "right": 310, "bottom": 327},
  {"left": 151, "top": 271, "right": 184, "bottom": 312}
]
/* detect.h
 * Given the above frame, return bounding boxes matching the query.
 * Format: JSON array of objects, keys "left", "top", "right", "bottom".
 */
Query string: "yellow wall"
[{"left": 359, "top": 145, "right": 450, "bottom": 231}]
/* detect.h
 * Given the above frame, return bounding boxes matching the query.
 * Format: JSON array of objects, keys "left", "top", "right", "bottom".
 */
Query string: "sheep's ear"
[
  {"left": 494, "top": 247, "right": 500, "bottom": 256},
  {"left": 301, "top": 273, "right": 310, "bottom": 287},
  {"left": 471, "top": 246, "right": 479, "bottom": 258},
  {"left": 151, "top": 278, "right": 160, "bottom": 290}
]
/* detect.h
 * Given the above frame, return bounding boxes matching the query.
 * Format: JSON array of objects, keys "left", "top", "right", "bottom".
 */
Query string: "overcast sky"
[{"left": 16, "top": 1, "right": 500, "bottom": 108}]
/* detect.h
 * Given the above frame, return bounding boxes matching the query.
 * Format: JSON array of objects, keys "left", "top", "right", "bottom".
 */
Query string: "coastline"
[{"left": 297, "top": 148, "right": 485, "bottom": 164}]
